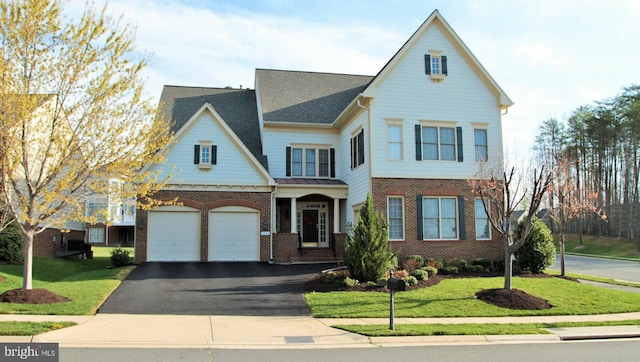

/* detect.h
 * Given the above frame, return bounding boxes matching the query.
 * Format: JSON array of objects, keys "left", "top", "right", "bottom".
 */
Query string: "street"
[
  {"left": 550, "top": 254, "right": 640, "bottom": 283},
  {"left": 59, "top": 340, "right": 640, "bottom": 361}
]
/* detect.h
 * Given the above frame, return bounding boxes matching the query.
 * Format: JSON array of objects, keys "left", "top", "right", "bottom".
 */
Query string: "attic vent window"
[
  {"left": 425, "top": 50, "right": 447, "bottom": 81},
  {"left": 194, "top": 141, "right": 217, "bottom": 170}
]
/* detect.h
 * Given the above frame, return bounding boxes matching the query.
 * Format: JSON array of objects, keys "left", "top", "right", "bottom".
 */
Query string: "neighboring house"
[
  {"left": 85, "top": 178, "right": 136, "bottom": 247},
  {"left": 136, "top": 10, "right": 513, "bottom": 264},
  {"left": 0, "top": 94, "right": 85, "bottom": 257}
]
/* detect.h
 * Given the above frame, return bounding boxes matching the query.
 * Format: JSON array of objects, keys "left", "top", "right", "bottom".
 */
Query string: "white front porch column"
[
  {"left": 333, "top": 198, "right": 340, "bottom": 233},
  {"left": 290, "top": 198, "right": 297, "bottom": 233}
]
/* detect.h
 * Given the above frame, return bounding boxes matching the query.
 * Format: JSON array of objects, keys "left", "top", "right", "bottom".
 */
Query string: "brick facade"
[
  {"left": 135, "top": 190, "right": 271, "bottom": 263},
  {"left": 34, "top": 228, "right": 86, "bottom": 257},
  {"left": 371, "top": 177, "right": 503, "bottom": 262}
]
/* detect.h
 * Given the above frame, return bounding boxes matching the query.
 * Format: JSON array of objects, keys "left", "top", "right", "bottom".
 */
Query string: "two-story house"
[
  {"left": 135, "top": 10, "right": 512, "bottom": 264},
  {"left": 85, "top": 178, "right": 136, "bottom": 247}
]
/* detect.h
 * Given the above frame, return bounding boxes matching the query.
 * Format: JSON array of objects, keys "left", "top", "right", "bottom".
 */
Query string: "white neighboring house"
[{"left": 85, "top": 178, "right": 136, "bottom": 246}]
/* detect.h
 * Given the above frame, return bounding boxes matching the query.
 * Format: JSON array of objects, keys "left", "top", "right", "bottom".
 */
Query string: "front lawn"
[
  {"left": 305, "top": 276, "right": 640, "bottom": 318},
  {"left": 0, "top": 249, "right": 134, "bottom": 315}
]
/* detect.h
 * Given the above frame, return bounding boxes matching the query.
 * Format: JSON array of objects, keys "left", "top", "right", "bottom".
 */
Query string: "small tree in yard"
[
  {"left": 0, "top": 0, "right": 171, "bottom": 291},
  {"left": 343, "top": 194, "right": 395, "bottom": 282},
  {"left": 548, "top": 157, "right": 606, "bottom": 276},
  {"left": 515, "top": 217, "right": 555, "bottom": 274},
  {"left": 470, "top": 166, "right": 552, "bottom": 290}
]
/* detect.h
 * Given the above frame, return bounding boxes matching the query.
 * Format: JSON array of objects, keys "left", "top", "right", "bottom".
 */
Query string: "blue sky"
[{"left": 66, "top": 0, "right": 640, "bottom": 157}]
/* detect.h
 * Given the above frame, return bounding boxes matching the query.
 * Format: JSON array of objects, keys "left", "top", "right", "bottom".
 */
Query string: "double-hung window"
[
  {"left": 420, "top": 197, "right": 458, "bottom": 240},
  {"left": 387, "top": 197, "right": 404, "bottom": 240},
  {"left": 194, "top": 141, "right": 217, "bottom": 169},
  {"left": 475, "top": 198, "right": 491, "bottom": 240},
  {"left": 351, "top": 128, "right": 365, "bottom": 169},
  {"left": 287, "top": 146, "right": 334, "bottom": 178},
  {"left": 474, "top": 128, "right": 488, "bottom": 162},
  {"left": 88, "top": 228, "right": 104, "bottom": 243},
  {"left": 424, "top": 50, "right": 448, "bottom": 81},
  {"left": 418, "top": 125, "right": 457, "bottom": 161},
  {"left": 387, "top": 123, "right": 403, "bottom": 159}
]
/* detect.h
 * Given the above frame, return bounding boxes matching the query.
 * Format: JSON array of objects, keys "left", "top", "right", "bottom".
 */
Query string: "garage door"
[
  {"left": 148, "top": 206, "right": 200, "bottom": 261},
  {"left": 209, "top": 207, "right": 259, "bottom": 261}
]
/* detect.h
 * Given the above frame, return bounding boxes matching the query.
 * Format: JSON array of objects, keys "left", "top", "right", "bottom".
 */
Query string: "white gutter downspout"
[{"left": 269, "top": 183, "right": 277, "bottom": 264}]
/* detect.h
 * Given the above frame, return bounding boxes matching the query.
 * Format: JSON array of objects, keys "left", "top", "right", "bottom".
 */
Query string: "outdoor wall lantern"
[
  {"left": 137, "top": 220, "right": 145, "bottom": 230},
  {"left": 262, "top": 219, "right": 269, "bottom": 231}
]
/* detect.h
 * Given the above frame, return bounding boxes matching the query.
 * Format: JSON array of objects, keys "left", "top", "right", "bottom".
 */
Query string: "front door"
[{"left": 302, "top": 210, "right": 318, "bottom": 243}]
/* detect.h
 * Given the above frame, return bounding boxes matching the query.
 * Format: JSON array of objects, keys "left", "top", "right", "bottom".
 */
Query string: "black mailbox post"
[{"left": 387, "top": 271, "right": 406, "bottom": 330}]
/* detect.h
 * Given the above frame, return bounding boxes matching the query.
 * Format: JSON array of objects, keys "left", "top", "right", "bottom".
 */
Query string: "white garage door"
[
  {"left": 209, "top": 207, "right": 259, "bottom": 261},
  {"left": 148, "top": 207, "right": 200, "bottom": 262}
]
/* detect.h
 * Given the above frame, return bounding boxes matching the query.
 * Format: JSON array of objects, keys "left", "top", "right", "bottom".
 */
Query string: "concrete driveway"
[{"left": 98, "top": 262, "right": 336, "bottom": 316}]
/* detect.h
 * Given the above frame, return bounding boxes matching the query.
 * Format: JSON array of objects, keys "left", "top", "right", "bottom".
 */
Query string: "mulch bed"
[
  {"left": 304, "top": 271, "right": 567, "bottom": 310},
  {"left": 0, "top": 288, "right": 70, "bottom": 304}
]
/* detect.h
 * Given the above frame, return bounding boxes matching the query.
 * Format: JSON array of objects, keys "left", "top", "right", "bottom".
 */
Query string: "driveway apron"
[{"left": 98, "top": 262, "right": 335, "bottom": 316}]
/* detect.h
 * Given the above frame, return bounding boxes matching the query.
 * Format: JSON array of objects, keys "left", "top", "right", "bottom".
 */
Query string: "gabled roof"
[
  {"left": 255, "top": 69, "right": 373, "bottom": 125},
  {"left": 157, "top": 85, "right": 268, "bottom": 169},
  {"left": 362, "top": 9, "right": 513, "bottom": 109}
]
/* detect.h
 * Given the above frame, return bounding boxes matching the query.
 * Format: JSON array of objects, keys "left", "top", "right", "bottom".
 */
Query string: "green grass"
[
  {"left": 556, "top": 234, "right": 640, "bottom": 260},
  {"left": 335, "top": 320, "right": 640, "bottom": 337},
  {"left": 0, "top": 321, "right": 76, "bottom": 336},
  {"left": 0, "top": 248, "right": 134, "bottom": 315},
  {"left": 305, "top": 276, "right": 640, "bottom": 318}
]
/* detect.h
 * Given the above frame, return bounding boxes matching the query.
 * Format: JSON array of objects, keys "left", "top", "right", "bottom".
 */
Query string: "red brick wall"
[
  {"left": 371, "top": 178, "right": 503, "bottom": 263},
  {"left": 136, "top": 190, "right": 271, "bottom": 263},
  {"left": 34, "top": 228, "right": 86, "bottom": 257}
]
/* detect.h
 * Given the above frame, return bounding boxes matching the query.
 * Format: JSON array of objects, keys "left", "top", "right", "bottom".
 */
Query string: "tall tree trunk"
[{"left": 22, "top": 228, "right": 34, "bottom": 290}]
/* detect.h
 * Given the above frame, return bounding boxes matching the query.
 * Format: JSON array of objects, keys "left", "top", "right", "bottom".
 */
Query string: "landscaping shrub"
[
  {"left": 402, "top": 254, "right": 424, "bottom": 272},
  {"left": 343, "top": 194, "right": 396, "bottom": 282},
  {"left": 422, "top": 266, "right": 438, "bottom": 277},
  {"left": 463, "top": 264, "right": 484, "bottom": 273},
  {"left": 343, "top": 276, "right": 359, "bottom": 287},
  {"left": 110, "top": 247, "right": 131, "bottom": 267},
  {"left": 446, "top": 258, "right": 467, "bottom": 269},
  {"left": 515, "top": 217, "right": 556, "bottom": 273},
  {"left": 410, "top": 268, "right": 428, "bottom": 281},
  {"left": 425, "top": 258, "right": 443, "bottom": 269},
  {"left": 440, "top": 266, "right": 459, "bottom": 275},
  {"left": 472, "top": 258, "right": 493, "bottom": 272},
  {"left": 403, "top": 275, "right": 418, "bottom": 286},
  {"left": 320, "top": 272, "right": 337, "bottom": 284},
  {"left": 0, "top": 222, "right": 23, "bottom": 264}
]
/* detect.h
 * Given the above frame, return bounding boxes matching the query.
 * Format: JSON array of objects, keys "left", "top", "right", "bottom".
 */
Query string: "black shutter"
[
  {"left": 194, "top": 145, "right": 200, "bottom": 164},
  {"left": 285, "top": 147, "right": 291, "bottom": 177},
  {"left": 330, "top": 148, "right": 336, "bottom": 178},
  {"left": 458, "top": 196, "right": 466, "bottom": 240},
  {"left": 424, "top": 54, "right": 431, "bottom": 75},
  {"left": 416, "top": 195, "right": 423, "bottom": 240},
  {"left": 211, "top": 145, "right": 217, "bottom": 165},
  {"left": 357, "top": 130, "right": 365, "bottom": 165},
  {"left": 442, "top": 55, "right": 448, "bottom": 75},
  {"left": 415, "top": 125, "right": 422, "bottom": 160},
  {"left": 350, "top": 138, "right": 354, "bottom": 170},
  {"left": 456, "top": 126, "right": 463, "bottom": 162}
]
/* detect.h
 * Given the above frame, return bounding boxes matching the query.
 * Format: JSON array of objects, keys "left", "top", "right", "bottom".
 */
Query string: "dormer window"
[
  {"left": 194, "top": 141, "right": 217, "bottom": 170},
  {"left": 425, "top": 50, "right": 447, "bottom": 81}
]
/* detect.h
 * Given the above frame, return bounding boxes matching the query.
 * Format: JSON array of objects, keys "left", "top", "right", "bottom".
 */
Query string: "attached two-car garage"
[{"left": 146, "top": 205, "right": 260, "bottom": 262}]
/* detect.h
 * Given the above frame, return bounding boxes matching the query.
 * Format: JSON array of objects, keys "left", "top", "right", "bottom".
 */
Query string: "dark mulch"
[
  {"left": 304, "top": 271, "right": 564, "bottom": 310},
  {"left": 0, "top": 288, "right": 70, "bottom": 304},
  {"left": 475, "top": 288, "right": 552, "bottom": 310}
]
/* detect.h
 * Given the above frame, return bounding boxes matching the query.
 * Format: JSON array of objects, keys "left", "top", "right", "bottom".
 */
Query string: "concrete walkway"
[{"left": 1, "top": 312, "right": 639, "bottom": 348}]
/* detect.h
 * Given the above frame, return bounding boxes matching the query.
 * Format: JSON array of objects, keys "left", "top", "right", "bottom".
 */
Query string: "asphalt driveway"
[{"left": 98, "top": 262, "right": 336, "bottom": 316}]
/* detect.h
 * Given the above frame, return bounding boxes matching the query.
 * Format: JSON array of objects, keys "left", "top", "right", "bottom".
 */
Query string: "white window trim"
[
  {"left": 351, "top": 127, "right": 365, "bottom": 169},
  {"left": 386, "top": 119, "right": 403, "bottom": 160},
  {"left": 475, "top": 198, "right": 492, "bottom": 240},
  {"left": 88, "top": 227, "right": 104, "bottom": 243},
  {"left": 428, "top": 49, "right": 445, "bottom": 81},
  {"left": 387, "top": 196, "right": 405, "bottom": 241},
  {"left": 473, "top": 128, "right": 489, "bottom": 162},
  {"left": 422, "top": 196, "right": 459, "bottom": 240},
  {"left": 198, "top": 140, "right": 213, "bottom": 170},
  {"left": 419, "top": 122, "right": 457, "bottom": 161},
  {"left": 290, "top": 144, "right": 332, "bottom": 178}
]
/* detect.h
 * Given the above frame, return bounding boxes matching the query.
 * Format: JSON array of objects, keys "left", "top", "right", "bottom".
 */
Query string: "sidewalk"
[{"left": 1, "top": 312, "right": 639, "bottom": 348}]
